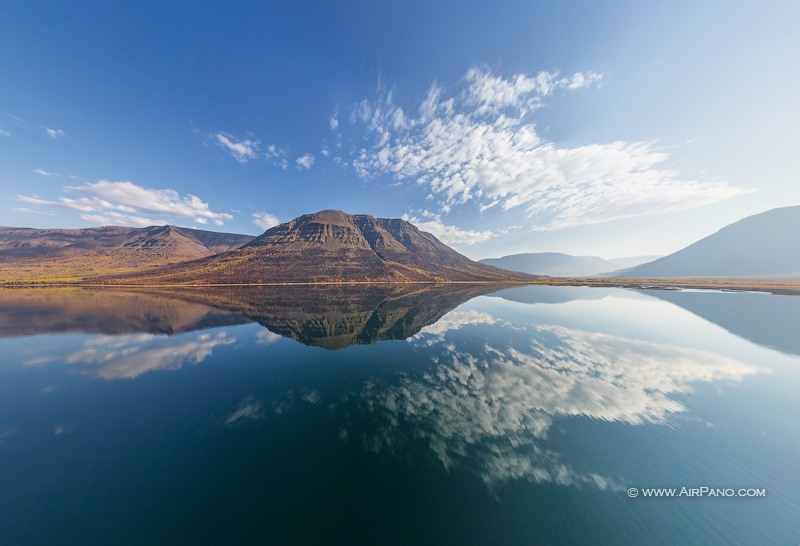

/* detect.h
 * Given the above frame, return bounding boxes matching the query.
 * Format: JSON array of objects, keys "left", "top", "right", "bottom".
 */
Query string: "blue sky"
[{"left": 2, "top": 1, "right": 798, "bottom": 260}]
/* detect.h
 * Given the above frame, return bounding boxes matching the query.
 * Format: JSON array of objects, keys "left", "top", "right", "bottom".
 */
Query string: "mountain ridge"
[
  {"left": 0, "top": 224, "right": 255, "bottom": 282},
  {"left": 615, "top": 206, "right": 800, "bottom": 277},
  {"left": 96, "top": 210, "right": 534, "bottom": 284}
]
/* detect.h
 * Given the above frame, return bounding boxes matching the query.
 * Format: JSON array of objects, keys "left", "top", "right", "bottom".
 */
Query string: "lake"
[{"left": 1, "top": 285, "right": 798, "bottom": 544}]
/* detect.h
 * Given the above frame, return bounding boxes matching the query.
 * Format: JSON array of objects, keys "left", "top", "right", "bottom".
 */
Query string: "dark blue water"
[{"left": 1, "top": 285, "right": 798, "bottom": 544}]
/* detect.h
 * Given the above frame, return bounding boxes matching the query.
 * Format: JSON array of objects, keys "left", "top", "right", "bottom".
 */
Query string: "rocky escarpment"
[{"left": 99, "top": 210, "right": 533, "bottom": 284}]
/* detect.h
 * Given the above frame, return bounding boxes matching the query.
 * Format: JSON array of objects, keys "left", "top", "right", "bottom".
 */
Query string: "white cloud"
[
  {"left": 265, "top": 144, "right": 289, "bottom": 169},
  {"left": 44, "top": 127, "right": 65, "bottom": 139},
  {"left": 13, "top": 207, "right": 55, "bottom": 216},
  {"left": 295, "top": 153, "right": 315, "bottom": 170},
  {"left": 252, "top": 211, "right": 280, "bottom": 230},
  {"left": 329, "top": 115, "right": 339, "bottom": 131},
  {"left": 34, "top": 168, "right": 59, "bottom": 177},
  {"left": 80, "top": 211, "right": 158, "bottom": 227},
  {"left": 215, "top": 132, "right": 259, "bottom": 163},
  {"left": 349, "top": 67, "right": 746, "bottom": 230},
  {"left": 0, "top": 129, "right": 10, "bottom": 137},
  {"left": 559, "top": 71, "right": 604, "bottom": 90},
  {"left": 402, "top": 213, "right": 494, "bottom": 246},
  {"left": 17, "top": 179, "right": 233, "bottom": 227}
]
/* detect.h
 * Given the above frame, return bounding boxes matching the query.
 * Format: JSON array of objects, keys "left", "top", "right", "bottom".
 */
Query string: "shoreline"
[{"left": 2, "top": 277, "right": 800, "bottom": 294}]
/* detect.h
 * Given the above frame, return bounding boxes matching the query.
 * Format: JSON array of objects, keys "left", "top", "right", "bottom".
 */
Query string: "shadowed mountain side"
[
  {"left": 0, "top": 288, "right": 252, "bottom": 338},
  {"left": 96, "top": 210, "right": 534, "bottom": 284},
  {"left": 616, "top": 206, "right": 800, "bottom": 277},
  {"left": 144, "top": 283, "right": 509, "bottom": 349},
  {"left": 0, "top": 225, "right": 255, "bottom": 283},
  {"left": 643, "top": 289, "right": 800, "bottom": 357}
]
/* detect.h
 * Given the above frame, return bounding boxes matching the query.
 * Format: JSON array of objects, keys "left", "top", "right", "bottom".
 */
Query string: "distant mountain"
[
  {"left": 616, "top": 206, "right": 800, "bottom": 277},
  {"left": 479, "top": 252, "right": 660, "bottom": 277},
  {"left": 99, "top": 210, "right": 532, "bottom": 284},
  {"left": 0, "top": 225, "right": 254, "bottom": 283}
]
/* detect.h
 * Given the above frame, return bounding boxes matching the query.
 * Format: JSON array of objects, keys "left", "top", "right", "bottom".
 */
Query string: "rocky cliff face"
[{"left": 100, "top": 210, "right": 532, "bottom": 284}]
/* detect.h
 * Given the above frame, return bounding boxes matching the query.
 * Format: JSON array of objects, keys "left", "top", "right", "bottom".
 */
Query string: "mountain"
[
  {"left": 97, "top": 210, "right": 533, "bottom": 284},
  {"left": 617, "top": 206, "right": 800, "bottom": 277},
  {"left": 479, "top": 252, "right": 659, "bottom": 277},
  {"left": 0, "top": 225, "right": 254, "bottom": 283}
]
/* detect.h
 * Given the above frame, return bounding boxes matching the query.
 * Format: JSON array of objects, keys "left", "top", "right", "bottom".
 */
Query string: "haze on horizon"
[{"left": 1, "top": 1, "right": 798, "bottom": 261}]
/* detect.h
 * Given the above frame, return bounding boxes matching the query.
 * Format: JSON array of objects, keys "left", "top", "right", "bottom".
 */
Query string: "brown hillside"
[
  {"left": 98, "top": 210, "right": 534, "bottom": 284},
  {"left": 0, "top": 225, "right": 254, "bottom": 283}
]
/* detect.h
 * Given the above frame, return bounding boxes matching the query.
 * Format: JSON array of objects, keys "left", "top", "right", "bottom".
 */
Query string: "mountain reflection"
[
  {"left": 342, "top": 318, "right": 762, "bottom": 488},
  {"left": 0, "top": 284, "right": 510, "bottom": 348},
  {"left": 0, "top": 288, "right": 251, "bottom": 337},
  {"left": 1, "top": 284, "right": 779, "bottom": 494},
  {"left": 166, "top": 284, "right": 512, "bottom": 349},
  {"left": 644, "top": 289, "right": 800, "bottom": 357}
]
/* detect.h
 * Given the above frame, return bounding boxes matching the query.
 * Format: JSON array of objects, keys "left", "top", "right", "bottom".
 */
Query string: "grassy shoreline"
[{"left": 2, "top": 277, "right": 800, "bottom": 294}]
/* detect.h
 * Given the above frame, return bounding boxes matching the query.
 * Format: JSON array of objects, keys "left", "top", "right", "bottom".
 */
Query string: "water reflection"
[
  {"left": 26, "top": 331, "right": 234, "bottom": 379},
  {"left": 0, "top": 284, "right": 507, "bottom": 348},
  {"left": 170, "top": 284, "right": 510, "bottom": 349},
  {"left": 343, "top": 319, "right": 762, "bottom": 488},
  {"left": 0, "top": 288, "right": 250, "bottom": 337},
  {"left": 0, "top": 285, "right": 797, "bottom": 543},
  {"left": 645, "top": 289, "right": 800, "bottom": 356}
]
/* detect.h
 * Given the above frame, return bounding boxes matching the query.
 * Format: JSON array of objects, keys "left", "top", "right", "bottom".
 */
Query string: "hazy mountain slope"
[
  {"left": 0, "top": 225, "right": 254, "bottom": 283},
  {"left": 479, "top": 252, "right": 658, "bottom": 277},
  {"left": 617, "top": 206, "right": 800, "bottom": 277},
  {"left": 100, "top": 210, "right": 533, "bottom": 284},
  {"left": 606, "top": 255, "right": 663, "bottom": 270}
]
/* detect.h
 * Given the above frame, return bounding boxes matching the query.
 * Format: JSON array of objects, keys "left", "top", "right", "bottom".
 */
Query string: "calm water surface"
[{"left": 0, "top": 285, "right": 798, "bottom": 544}]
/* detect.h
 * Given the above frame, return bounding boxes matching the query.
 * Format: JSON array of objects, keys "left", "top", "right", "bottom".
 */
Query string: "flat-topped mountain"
[
  {"left": 616, "top": 206, "right": 800, "bottom": 277},
  {"left": 0, "top": 225, "right": 254, "bottom": 283},
  {"left": 479, "top": 252, "right": 661, "bottom": 277},
  {"left": 100, "top": 210, "right": 532, "bottom": 284}
]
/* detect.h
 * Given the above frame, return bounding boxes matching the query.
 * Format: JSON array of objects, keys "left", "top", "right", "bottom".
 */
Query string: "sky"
[{"left": 1, "top": 1, "right": 798, "bottom": 260}]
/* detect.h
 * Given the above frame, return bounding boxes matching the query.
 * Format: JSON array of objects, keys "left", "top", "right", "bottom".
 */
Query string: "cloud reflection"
[
  {"left": 27, "top": 331, "right": 234, "bottom": 379},
  {"left": 225, "top": 396, "right": 266, "bottom": 427},
  {"left": 411, "top": 310, "right": 498, "bottom": 344},
  {"left": 255, "top": 328, "right": 283, "bottom": 345},
  {"left": 352, "top": 322, "right": 762, "bottom": 488}
]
